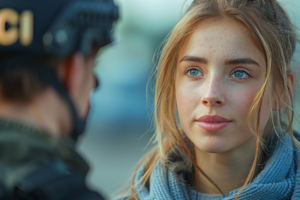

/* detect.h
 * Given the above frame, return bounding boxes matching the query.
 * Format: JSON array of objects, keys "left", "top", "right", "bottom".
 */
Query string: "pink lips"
[{"left": 196, "top": 115, "right": 232, "bottom": 132}]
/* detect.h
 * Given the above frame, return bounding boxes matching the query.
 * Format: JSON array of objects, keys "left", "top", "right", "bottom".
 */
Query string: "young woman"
[{"left": 113, "top": 0, "right": 300, "bottom": 199}]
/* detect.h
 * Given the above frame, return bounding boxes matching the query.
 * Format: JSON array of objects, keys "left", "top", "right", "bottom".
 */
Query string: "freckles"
[
  {"left": 176, "top": 82, "right": 201, "bottom": 122},
  {"left": 231, "top": 90, "right": 256, "bottom": 112},
  {"left": 176, "top": 88, "right": 195, "bottom": 129},
  {"left": 177, "top": 88, "right": 196, "bottom": 106}
]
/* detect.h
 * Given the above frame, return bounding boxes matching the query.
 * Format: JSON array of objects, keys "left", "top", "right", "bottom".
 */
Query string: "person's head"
[
  {"left": 130, "top": 0, "right": 299, "bottom": 199},
  {"left": 0, "top": 0, "right": 119, "bottom": 140},
  {"left": 176, "top": 17, "right": 274, "bottom": 154},
  {"left": 0, "top": 49, "right": 97, "bottom": 118}
]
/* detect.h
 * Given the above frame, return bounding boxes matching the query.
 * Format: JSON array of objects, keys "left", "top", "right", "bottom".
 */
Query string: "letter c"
[{"left": 0, "top": 9, "right": 19, "bottom": 46}]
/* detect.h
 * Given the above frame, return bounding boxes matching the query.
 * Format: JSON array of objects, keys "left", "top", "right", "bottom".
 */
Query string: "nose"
[{"left": 201, "top": 76, "right": 225, "bottom": 107}]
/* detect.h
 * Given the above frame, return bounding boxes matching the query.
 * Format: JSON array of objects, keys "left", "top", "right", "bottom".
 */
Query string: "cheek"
[
  {"left": 230, "top": 90, "right": 254, "bottom": 115},
  {"left": 227, "top": 82, "right": 259, "bottom": 113},
  {"left": 176, "top": 79, "right": 200, "bottom": 128},
  {"left": 229, "top": 86, "right": 271, "bottom": 132},
  {"left": 176, "top": 86, "right": 196, "bottom": 109}
]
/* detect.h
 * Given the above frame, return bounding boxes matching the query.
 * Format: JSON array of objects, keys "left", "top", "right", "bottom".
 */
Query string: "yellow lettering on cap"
[
  {"left": 20, "top": 10, "right": 33, "bottom": 46},
  {"left": 0, "top": 9, "right": 19, "bottom": 46}
]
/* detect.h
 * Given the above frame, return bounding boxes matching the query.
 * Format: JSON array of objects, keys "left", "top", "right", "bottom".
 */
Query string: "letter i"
[{"left": 20, "top": 10, "right": 33, "bottom": 46}]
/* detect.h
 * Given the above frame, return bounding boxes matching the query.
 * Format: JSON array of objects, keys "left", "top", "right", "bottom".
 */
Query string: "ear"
[
  {"left": 59, "top": 52, "right": 85, "bottom": 93},
  {"left": 272, "top": 72, "right": 294, "bottom": 110}
]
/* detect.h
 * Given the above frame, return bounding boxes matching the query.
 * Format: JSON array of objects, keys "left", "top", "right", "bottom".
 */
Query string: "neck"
[
  {"left": 193, "top": 137, "right": 264, "bottom": 195},
  {"left": 0, "top": 89, "right": 72, "bottom": 137}
]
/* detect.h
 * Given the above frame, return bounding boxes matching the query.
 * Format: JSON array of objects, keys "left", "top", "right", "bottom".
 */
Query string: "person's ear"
[
  {"left": 272, "top": 72, "right": 294, "bottom": 110},
  {"left": 59, "top": 52, "right": 85, "bottom": 93}
]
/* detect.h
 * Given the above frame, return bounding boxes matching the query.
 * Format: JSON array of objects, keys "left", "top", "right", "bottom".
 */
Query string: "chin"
[
  {"left": 193, "top": 138, "right": 234, "bottom": 153},
  {"left": 196, "top": 145, "right": 229, "bottom": 154}
]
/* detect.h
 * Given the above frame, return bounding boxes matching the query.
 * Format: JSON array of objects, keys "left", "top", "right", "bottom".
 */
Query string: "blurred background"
[{"left": 77, "top": 0, "right": 300, "bottom": 199}]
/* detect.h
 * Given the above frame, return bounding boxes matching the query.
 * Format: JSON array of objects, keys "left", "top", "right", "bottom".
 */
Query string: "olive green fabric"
[{"left": 0, "top": 118, "right": 90, "bottom": 191}]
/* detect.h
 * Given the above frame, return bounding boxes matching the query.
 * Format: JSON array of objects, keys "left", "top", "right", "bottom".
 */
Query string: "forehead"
[{"left": 178, "top": 18, "right": 266, "bottom": 67}]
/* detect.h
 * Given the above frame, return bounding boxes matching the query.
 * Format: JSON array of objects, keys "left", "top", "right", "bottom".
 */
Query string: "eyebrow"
[
  {"left": 225, "top": 58, "right": 260, "bottom": 67},
  {"left": 180, "top": 56, "right": 260, "bottom": 67},
  {"left": 179, "top": 56, "right": 208, "bottom": 64}
]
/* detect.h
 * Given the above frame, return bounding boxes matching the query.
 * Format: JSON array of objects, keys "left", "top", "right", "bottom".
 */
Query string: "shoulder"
[
  {"left": 3, "top": 162, "right": 105, "bottom": 200},
  {"left": 0, "top": 119, "right": 105, "bottom": 200}
]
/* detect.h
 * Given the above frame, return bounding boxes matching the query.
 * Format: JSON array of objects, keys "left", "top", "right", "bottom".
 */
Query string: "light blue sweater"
[{"left": 113, "top": 132, "right": 300, "bottom": 200}]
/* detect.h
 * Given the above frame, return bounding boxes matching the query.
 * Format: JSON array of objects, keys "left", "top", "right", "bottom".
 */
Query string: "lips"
[{"left": 196, "top": 115, "right": 232, "bottom": 132}]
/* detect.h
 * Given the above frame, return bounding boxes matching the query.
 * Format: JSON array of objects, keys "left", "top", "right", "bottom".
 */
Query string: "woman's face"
[{"left": 175, "top": 18, "right": 271, "bottom": 153}]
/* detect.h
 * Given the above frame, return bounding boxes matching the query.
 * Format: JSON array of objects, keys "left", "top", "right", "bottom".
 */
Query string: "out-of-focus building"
[{"left": 78, "top": 0, "right": 300, "bottom": 198}]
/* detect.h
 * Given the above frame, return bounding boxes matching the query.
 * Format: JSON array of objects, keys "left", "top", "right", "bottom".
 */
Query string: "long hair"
[{"left": 124, "top": 0, "right": 299, "bottom": 199}]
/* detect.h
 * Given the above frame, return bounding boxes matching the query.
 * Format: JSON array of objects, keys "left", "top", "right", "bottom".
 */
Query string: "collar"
[{"left": 0, "top": 118, "right": 89, "bottom": 176}]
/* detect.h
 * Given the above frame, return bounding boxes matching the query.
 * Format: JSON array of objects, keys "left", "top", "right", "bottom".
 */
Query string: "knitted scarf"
[{"left": 131, "top": 132, "right": 300, "bottom": 200}]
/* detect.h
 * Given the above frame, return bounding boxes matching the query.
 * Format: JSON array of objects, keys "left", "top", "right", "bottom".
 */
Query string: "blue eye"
[
  {"left": 187, "top": 68, "right": 203, "bottom": 77},
  {"left": 231, "top": 70, "right": 249, "bottom": 79}
]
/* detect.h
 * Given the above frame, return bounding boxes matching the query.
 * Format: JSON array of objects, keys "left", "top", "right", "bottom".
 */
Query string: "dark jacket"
[{"left": 0, "top": 118, "right": 105, "bottom": 200}]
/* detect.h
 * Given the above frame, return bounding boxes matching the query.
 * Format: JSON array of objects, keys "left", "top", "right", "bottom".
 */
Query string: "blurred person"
[
  {"left": 0, "top": 0, "right": 118, "bottom": 199},
  {"left": 113, "top": 0, "right": 300, "bottom": 199}
]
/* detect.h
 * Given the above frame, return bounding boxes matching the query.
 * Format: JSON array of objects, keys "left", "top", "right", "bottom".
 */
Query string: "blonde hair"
[{"left": 124, "top": 0, "right": 299, "bottom": 199}]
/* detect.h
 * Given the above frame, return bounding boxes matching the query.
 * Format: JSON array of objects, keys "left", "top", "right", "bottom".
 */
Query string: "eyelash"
[
  {"left": 184, "top": 67, "right": 252, "bottom": 80},
  {"left": 184, "top": 66, "right": 203, "bottom": 76},
  {"left": 230, "top": 68, "right": 251, "bottom": 80}
]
